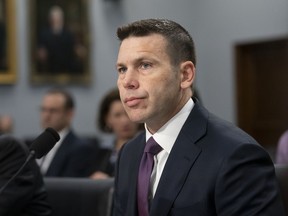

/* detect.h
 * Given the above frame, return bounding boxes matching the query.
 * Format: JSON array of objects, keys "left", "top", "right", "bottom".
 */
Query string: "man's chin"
[
  {"left": 42, "top": 124, "right": 57, "bottom": 130},
  {"left": 127, "top": 115, "right": 145, "bottom": 124}
]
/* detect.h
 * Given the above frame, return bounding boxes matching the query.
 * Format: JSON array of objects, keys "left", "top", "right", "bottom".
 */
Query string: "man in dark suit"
[
  {"left": 37, "top": 88, "right": 99, "bottom": 177},
  {"left": 0, "top": 135, "right": 51, "bottom": 215},
  {"left": 113, "top": 19, "right": 285, "bottom": 215}
]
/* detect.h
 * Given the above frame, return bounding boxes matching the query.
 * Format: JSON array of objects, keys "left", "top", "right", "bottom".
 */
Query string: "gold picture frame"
[
  {"left": 0, "top": 0, "right": 17, "bottom": 84},
  {"left": 30, "top": 0, "right": 90, "bottom": 85}
]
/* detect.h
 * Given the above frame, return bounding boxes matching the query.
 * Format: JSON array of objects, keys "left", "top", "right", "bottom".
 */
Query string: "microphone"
[
  {"left": 0, "top": 128, "right": 60, "bottom": 195},
  {"left": 29, "top": 127, "right": 60, "bottom": 159}
]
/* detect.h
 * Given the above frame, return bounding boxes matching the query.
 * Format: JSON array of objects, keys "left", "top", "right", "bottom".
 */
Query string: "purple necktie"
[{"left": 137, "top": 137, "right": 162, "bottom": 216}]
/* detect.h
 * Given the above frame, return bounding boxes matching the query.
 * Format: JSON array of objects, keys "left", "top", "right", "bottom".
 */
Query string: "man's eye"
[
  {"left": 140, "top": 63, "right": 151, "bottom": 70},
  {"left": 118, "top": 67, "right": 127, "bottom": 74}
]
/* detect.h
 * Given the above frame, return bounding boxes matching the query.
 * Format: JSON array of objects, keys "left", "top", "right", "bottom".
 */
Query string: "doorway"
[{"left": 236, "top": 37, "right": 288, "bottom": 156}]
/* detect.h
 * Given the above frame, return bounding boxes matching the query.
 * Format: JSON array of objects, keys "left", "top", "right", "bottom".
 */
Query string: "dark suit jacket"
[
  {"left": 0, "top": 135, "right": 51, "bottom": 216},
  {"left": 96, "top": 147, "right": 115, "bottom": 176},
  {"left": 45, "top": 130, "right": 100, "bottom": 177},
  {"left": 113, "top": 100, "right": 285, "bottom": 216}
]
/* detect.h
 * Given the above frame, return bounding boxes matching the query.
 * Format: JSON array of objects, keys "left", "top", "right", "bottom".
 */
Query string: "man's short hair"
[{"left": 117, "top": 19, "right": 196, "bottom": 67}]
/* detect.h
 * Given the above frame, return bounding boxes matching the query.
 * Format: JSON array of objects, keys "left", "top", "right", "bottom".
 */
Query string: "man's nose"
[{"left": 123, "top": 70, "right": 139, "bottom": 89}]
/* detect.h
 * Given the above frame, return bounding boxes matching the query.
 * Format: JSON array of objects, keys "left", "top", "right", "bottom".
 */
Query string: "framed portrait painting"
[
  {"left": 0, "top": 0, "right": 17, "bottom": 84},
  {"left": 30, "top": 0, "right": 90, "bottom": 85}
]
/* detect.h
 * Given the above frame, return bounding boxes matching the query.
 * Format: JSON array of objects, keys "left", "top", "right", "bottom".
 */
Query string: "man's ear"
[
  {"left": 67, "top": 109, "right": 75, "bottom": 120},
  {"left": 180, "top": 61, "right": 195, "bottom": 89}
]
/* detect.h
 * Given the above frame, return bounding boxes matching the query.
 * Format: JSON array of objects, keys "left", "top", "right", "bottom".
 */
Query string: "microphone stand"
[{"left": 0, "top": 150, "right": 36, "bottom": 195}]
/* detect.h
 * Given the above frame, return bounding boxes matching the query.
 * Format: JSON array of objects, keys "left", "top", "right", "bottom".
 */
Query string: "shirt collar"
[
  {"left": 53, "top": 127, "right": 69, "bottom": 149},
  {"left": 58, "top": 127, "right": 69, "bottom": 141},
  {"left": 145, "top": 98, "right": 194, "bottom": 153}
]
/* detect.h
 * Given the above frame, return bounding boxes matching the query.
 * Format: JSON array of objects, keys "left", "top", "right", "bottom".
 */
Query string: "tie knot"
[{"left": 145, "top": 137, "right": 162, "bottom": 155}]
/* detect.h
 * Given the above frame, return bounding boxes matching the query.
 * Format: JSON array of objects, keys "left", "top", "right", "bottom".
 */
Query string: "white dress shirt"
[
  {"left": 37, "top": 128, "right": 69, "bottom": 175},
  {"left": 145, "top": 98, "right": 194, "bottom": 197}
]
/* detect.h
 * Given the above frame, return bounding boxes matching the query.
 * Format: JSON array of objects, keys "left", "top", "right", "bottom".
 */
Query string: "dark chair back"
[{"left": 44, "top": 177, "right": 114, "bottom": 216}]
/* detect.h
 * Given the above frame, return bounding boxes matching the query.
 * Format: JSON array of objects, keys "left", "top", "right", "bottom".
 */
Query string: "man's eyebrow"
[
  {"left": 119, "top": 56, "right": 151, "bottom": 65},
  {"left": 116, "top": 63, "right": 124, "bottom": 68}
]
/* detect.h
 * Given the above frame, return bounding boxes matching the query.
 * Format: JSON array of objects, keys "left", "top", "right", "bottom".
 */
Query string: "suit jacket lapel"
[
  {"left": 127, "top": 134, "right": 146, "bottom": 216},
  {"left": 150, "top": 101, "right": 208, "bottom": 216},
  {"left": 46, "top": 131, "right": 73, "bottom": 176}
]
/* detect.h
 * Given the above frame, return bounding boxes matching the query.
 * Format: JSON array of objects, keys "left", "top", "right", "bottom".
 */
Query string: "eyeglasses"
[{"left": 40, "top": 107, "right": 64, "bottom": 114}]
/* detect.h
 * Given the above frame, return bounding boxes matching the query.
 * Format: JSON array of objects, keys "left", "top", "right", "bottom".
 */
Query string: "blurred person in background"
[
  {"left": 275, "top": 129, "right": 288, "bottom": 164},
  {"left": 0, "top": 115, "right": 13, "bottom": 135},
  {"left": 90, "top": 88, "right": 143, "bottom": 179},
  {"left": 37, "top": 87, "right": 99, "bottom": 177}
]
